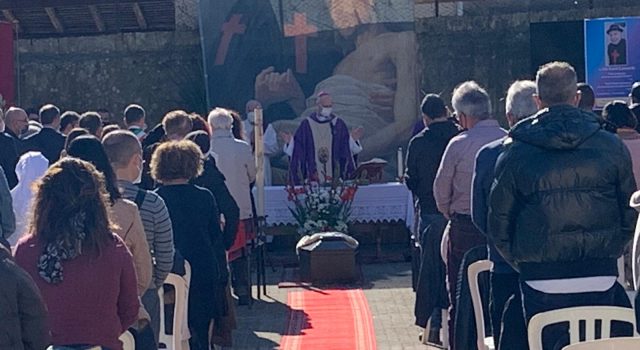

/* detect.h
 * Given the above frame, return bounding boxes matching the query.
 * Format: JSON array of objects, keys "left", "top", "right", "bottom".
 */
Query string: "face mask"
[
  {"left": 133, "top": 154, "right": 143, "bottom": 184},
  {"left": 247, "top": 112, "right": 256, "bottom": 123},
  {"left": 320, "top": 107, "right": 333, "bottom": 117}
]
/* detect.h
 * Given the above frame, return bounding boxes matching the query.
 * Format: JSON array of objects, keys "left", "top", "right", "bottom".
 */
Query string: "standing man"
[
  {"left": 433, "top": 81, "right": 507, "bottom": 346},
  {"left": 488, "top": 62, "right": 636, "bottom": 349},
  {"left": 140, "top": 110, "right": 193, "bottom": 190},
  {"left": 59, "top": 111, "right": 80, "bottom": 136},
  {"left": 22, "top": 104, "right": 65, "bottom": 164},
  {"left": 124, "top": 104, "right": 147, "bottom": 141},
  {"left": 79, "top": 112, "right": 104, "bottom": 139},
  {"left": 209, "top": 108, "right": 256, "bottom": 305},
  {"left": 1, "top": 107, "right": 28, "bottom": 188},
  {"left": 286, "top": 92, "right": 358, "bottom": 183},
  {"left": 405, "top": 94, "right": 459, "bottom": 341},
  {"left": 577, "top": 82, "right": 595, "bottom": 112},
  {"left": 102, "top": 130, "right": 175, "bottom": 344},
  {"left": 471, "top": 80, "right": 537, "bottom": 348}
]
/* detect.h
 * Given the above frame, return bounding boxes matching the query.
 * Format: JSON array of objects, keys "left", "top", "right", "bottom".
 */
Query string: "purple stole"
[{"left": 289, "top": 113, "right": 355, "bottom": 184}]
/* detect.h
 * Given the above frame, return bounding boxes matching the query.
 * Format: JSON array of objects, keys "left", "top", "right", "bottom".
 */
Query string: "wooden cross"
[{"left": 284, "top": 13, "right": 318, "bottom": 74}]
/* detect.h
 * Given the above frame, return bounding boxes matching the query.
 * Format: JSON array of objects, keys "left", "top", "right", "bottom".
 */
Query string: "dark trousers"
[
  {"left": 420, "top": 213, "right": 446, "bottom": 335},
  {"left": 521, "top": 281, "right": 633, "bottom": 350},
  {"left": 141, "top": 287, "right": 160, "bottom": 343},
  {"left": 446, "top": 214, "right": 486, "bottom": 347},
  {"left": 490, "top": 272, "right": 520, "bottom": 346},
  {"left": 498, "top": 289, "right": 528, "bottom": 349},
  {"left": 130, "top": 324, "right": 157, "bottom": 350},
  {"left": 230, "top": 256, "right": 250, "bottom": 297}
]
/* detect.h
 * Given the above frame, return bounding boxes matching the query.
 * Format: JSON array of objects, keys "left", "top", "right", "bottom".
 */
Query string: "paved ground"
[{"left": 233, "top": 262, "right": 425, "bottom": 349}]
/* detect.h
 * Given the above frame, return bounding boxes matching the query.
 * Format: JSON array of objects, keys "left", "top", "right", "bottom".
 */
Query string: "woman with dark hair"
[
  {"left": 151, "top": 140, "right": 230, "bottom": 350},
  {"left": 14, "top": 158, "right": 139, "bottom": 350},
  {"left": 230, "top": 110, "right": 245, "bottom": 141},
  {"left": 190, "top": 113, "right": 211, "bottom": 135},
  {"left": 603, "top": 101, "right": 640, "bottom": 187},
  {"left": 66, "top": 136, "right": 154, "bottom": 348}
]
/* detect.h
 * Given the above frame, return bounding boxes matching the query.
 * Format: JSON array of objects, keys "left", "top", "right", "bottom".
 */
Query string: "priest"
[{"left": 287, "top": 92, "right": 357, "bottom": 183}]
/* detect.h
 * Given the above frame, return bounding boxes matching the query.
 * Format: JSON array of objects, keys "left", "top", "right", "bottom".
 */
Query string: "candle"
[
  {"left": 254, "top": 108, "right": 265, "bottom": 217},
  {"left": 397, "top": 147, "right": 403, "bottom": 181}
]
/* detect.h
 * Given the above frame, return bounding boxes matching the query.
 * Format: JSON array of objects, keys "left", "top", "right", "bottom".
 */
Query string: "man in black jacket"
[
  {"left": 22, "top": 104, "right": 65, "bottom": 164},
  {"left": 405, "top": 94, "right": 459, "bottom": 341},
  {"left": 488, "top": 61, "right": 637, "bottom": 349},
  {"left": 0, "top": 110, "right": 19, "bottom": 188}
]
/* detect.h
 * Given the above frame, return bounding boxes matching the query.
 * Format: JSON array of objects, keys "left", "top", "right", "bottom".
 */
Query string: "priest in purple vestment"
[{"left": 288, "top": 92, "right": 355, "bottom": 184}]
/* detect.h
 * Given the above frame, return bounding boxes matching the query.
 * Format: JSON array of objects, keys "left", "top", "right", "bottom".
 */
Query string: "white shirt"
[{"left": 526, "top": 277, "right": 617, "bottom": 294}]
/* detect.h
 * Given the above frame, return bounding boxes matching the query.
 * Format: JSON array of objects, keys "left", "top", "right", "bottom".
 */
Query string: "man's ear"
[
  {"left": 506, "top": 112, "right": 516, "bottom": 127},
  {"left": 533, "top": 94, "right": 544, "bottom": 110},
  {"left": 573, "top": 90, "right": 582, "bottom": 107}
]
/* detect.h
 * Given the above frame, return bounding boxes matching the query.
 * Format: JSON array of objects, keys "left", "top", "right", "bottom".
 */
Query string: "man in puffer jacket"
[
  {"left": 0, "top": 244, "right": 48, "bottom": 350},
  {"left": 488, "top": 61, "right": 637, "bottom": 349}
]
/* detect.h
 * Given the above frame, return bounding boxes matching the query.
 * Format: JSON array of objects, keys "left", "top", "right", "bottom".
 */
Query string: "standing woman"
[
  {"left": 151, "top": 140, "right": 229, "bottom": 350},
  {"left": 14, "top": 158, "right": 139, "bottom": 350}
]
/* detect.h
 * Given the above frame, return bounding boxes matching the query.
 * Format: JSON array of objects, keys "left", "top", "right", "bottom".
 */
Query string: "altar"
[{"left": 262, "top": 182, "right": 415, "bottom": 240}]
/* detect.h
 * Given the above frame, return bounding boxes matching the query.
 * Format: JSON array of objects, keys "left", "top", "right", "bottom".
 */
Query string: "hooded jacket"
[
  {"left": 10, "top": 152, "right": 49, "bottom": 246},
  {"left": 488, "top": 105, "right": 637, "bottom": 281}
]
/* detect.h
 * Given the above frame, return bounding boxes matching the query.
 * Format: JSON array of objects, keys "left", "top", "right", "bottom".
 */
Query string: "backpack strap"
[{"left": 134, "top": 188, "right": 146, "bottom": 208}]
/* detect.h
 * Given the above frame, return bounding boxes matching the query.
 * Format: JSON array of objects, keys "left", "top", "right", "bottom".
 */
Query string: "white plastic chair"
[
  {"left": 528, "top": 306, "right": 638, "bottom": 349},
  {"left": 562, "top": 337, "right": 640, "bottom": 349},
  {"left": 119, "top": 330, "right": 135, "bottom": 350},
  {"left": 158, "top": 261, "right": 192, "bottom": 350},
  {"left": 468, "top": 260, "right": 495, "bottom": 350}
]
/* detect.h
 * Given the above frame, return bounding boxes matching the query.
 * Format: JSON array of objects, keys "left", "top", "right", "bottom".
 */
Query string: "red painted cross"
[
  {"left": 284, "top": 13, "right": 318, "bottom": 74},
  {"left": 215, "top": 14, "right": 246, "bottom": 66},
  {"left": 611, "top": 49, "right": 620, "bottom": 64}
]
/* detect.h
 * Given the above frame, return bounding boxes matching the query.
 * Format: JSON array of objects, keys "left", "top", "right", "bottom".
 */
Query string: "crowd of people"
[
  {"left": 407, "top": 62, "right": 640, "bottom": 349},
  {"left": 2, "top": 60, "right": 640, "bottom": 350},
  {"left": 0, "top": 104, "right": 264, "bottom": 349}
]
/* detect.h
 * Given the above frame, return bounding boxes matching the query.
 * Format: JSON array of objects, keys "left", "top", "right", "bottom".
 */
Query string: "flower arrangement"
[{"left": 285, "top": 179, "right": 358, "bottom": 235}]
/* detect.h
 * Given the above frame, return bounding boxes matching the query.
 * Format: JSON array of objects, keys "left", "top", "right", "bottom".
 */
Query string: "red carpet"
[{"left": 280, "top": 289, "right": 376, "bottom": 350}]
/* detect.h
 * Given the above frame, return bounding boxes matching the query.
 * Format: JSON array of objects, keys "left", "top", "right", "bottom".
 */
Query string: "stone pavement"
[{"left": 232, "top": 262, "right": 425, "bottom": 349}]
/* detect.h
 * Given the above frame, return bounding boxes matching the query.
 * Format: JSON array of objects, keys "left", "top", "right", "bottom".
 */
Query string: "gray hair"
[
  {"left": 505, "top": 80, "right": 538, "bottom": 121},
  {"left": 207, "top": 108, "right": 233, "bottom": 130},
  {"left": 451, "top": 81, "right": 492, "bottom": 120},
  {"left": 536, "top": 61, "right": 577, "bottom": 106}
]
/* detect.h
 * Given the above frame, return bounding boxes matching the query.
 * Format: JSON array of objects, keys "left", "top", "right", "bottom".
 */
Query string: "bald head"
[{"left": 4, "top": 107, "right": 29, "bottom": 136}]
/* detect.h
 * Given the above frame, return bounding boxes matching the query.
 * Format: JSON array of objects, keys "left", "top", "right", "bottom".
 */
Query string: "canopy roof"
[{"left": 0, "top": 0, "right": 175, "bottom": 38}]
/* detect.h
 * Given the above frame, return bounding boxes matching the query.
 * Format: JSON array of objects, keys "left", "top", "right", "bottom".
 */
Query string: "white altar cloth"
[{"left": 262, "top": 182, "right": 415, "bottom": 233}]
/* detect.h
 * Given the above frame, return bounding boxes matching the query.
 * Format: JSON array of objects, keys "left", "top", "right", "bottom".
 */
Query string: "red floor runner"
[{"left": 280, "top": 289, "right": 376, "bottom": 350}]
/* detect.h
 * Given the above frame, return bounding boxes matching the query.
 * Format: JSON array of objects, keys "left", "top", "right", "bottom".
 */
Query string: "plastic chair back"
[
  {"left": 158, "top": 261, "right": 191, "bottom": 350},
  {"left": 119, "top": 330, "right": 135, "bottom": 350},
  {"left": 528, "top": 306, "right": 638, "bottom": 349},
  {"left": 467, "top": 260, "right": 495, "bottom": 350},
  {"left": 562, "top": 337, "right": 640, "bottom": 350}
]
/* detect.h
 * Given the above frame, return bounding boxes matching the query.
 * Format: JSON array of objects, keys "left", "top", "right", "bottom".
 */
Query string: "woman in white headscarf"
[{"left": 10, "top": 152, "right": 49, "bottom": 246}]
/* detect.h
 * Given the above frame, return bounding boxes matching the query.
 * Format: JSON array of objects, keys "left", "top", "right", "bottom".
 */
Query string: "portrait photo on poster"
[{"left": 605, "top": 21, "right": 627, "bottom": 66}]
